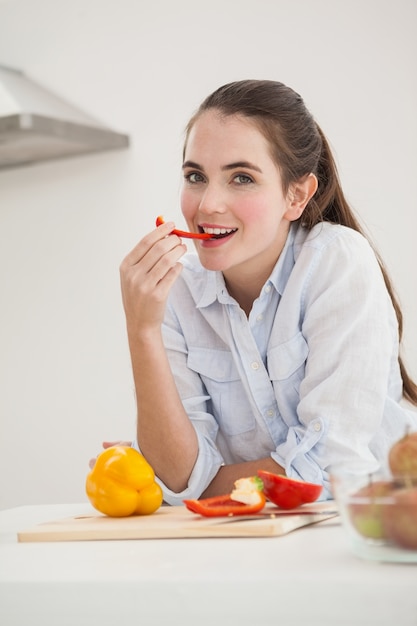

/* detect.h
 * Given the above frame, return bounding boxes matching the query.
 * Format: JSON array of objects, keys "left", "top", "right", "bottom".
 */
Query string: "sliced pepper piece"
[
  {"left": 231, "top": 476, "right": 265, "bottom": 504},
  {"left": 86, "top": 445, "right": 163, "bottom": 517},
  {"left": 156, "top": 215, "right": 213, "bottom": 240},
  {"left": 184, "top": 494, "right": 266, "bottom": 517},
  {"left": 184, "top": 476, "right": 266, "bottom": 517},
  {"left": 257, "top": 470, "right": 323, "bottom": 510}
]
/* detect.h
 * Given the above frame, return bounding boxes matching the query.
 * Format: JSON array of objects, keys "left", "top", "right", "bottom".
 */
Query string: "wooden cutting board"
[{"left": 17, "top": 502, "right": 338, "bottom": 542}]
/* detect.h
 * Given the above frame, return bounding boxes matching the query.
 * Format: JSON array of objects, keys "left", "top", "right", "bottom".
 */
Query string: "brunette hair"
[{"left": 185, "top": 79, "right": 417, "bottom": 405}]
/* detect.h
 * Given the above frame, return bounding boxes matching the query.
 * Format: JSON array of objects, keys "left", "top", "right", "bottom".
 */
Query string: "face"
[{"left": 181, "top": 110, "right": 303, "bottom": 289}]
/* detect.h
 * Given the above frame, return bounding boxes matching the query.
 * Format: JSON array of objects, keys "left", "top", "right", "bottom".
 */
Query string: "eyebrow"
[{"left": 182, "top": 160, "right": 262, "bottom": 173}]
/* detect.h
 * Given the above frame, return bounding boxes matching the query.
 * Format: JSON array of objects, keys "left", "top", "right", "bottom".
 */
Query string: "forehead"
[{"left": 184, "top": 110, "right": 272, "bottom": 160}]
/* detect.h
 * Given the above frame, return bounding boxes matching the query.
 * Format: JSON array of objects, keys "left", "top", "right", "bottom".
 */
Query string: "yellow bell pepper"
[{"left": 86, "top": 445, "right": 163, "bottom": 517}]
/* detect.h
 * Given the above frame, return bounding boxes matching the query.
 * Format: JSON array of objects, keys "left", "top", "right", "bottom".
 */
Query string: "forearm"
[
  {"left": 119, "top": 220, "right": 193, "bottom": 492},
  {"left": 200, "top": 456, "right": 285, "bottom": 498},
  {"left": 128, "top": 326, "right": 198, "bottom": 492}
]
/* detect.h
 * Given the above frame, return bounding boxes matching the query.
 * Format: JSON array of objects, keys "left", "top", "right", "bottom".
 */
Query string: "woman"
[{"left": 119, "top": 80, "right": 417, "bottom": 504}]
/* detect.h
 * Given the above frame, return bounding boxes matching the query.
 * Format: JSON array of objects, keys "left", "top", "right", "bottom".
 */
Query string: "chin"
[{"left": 200, "top": 259, "right": 228, "bottom": 272}]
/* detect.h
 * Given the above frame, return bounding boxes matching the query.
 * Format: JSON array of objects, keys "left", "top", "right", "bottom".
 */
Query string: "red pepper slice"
[
  {"left": 156, "top": 215, "right": 213, "bottom": 240},
  {"left": 184, "top": 493, "right": 266, "bottom": 517},
  {"left": 257, "top": 470, "right": 323, "bottom": 510}
]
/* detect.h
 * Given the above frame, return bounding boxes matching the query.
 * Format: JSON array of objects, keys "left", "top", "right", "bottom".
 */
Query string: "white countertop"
[{"left": 0, "top": 503, "right": 416, "bottom": 626}]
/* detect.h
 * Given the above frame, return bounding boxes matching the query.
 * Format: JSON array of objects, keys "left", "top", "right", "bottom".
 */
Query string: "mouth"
[{"left": 199, "top": 226, "right": 238, "bottom": 240}]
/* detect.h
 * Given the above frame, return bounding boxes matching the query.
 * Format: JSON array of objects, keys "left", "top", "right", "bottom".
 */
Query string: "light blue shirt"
[{"left": 134, "top": 221, "right": 416, "bottom": 504}]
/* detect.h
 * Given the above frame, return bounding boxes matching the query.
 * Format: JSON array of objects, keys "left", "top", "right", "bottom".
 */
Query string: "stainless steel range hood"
[{"left": 0, "top": 64, "right": 129, "bottom": 169}]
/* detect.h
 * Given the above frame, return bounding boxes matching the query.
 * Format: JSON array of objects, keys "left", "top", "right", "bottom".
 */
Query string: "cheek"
[
  {"left": 180, "top": 189, "right": 194, "bottom": 222},
  {"left": 238, "top": 196, "right": 272, "bottom": 227}
]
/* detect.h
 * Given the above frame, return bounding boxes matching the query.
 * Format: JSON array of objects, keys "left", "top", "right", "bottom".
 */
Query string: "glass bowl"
[{"left": 330, "top": 470, "right": 417, "bottom": 563}]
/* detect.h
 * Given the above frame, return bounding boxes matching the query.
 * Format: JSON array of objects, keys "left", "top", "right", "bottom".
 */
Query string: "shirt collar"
[
  {"left": 195, "top": 269, "right": 224, "bottom": 308},
  {"left": 193, "top": 222, "right": 298, "bottom": 308},
  {"left": 267, "top": 221, "right": 297, "bottom": 296}
]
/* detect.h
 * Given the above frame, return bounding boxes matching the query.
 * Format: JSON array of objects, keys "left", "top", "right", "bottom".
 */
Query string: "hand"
[
  {"left": 119, "top": 221, "right": 186, "bottom": 333},
  {"left": 88, "top": 440, "right": 133, "bottom": 469}
]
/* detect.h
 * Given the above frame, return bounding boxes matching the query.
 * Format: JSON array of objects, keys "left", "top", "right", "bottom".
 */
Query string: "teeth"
[{"left": 202, "top": 227, "right": 237, "bottom": 235}]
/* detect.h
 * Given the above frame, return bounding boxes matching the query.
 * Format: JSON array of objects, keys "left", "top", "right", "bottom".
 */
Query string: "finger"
[
  {"left": 123, "top": 222, "right": 177, "bottom": 267},
  {"left": 122, "top": 242, "right": 186, "bottom": 307},
  {"left": 102, "top": 440, "right": 132, "bottom": 449},
  {"left": 148, "top": 243, "right": 186, "bottom": 287},
  {"left": 120, "top": 236, "right": 184, "bottom": 296},
  {"left": 153, "top": 260, "right": 184, "bottom": 296}
]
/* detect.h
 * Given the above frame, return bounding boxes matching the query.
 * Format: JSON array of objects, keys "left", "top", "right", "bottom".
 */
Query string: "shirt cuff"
[
  {"left": 271, "top": 417, "right": 332, "bottom": 500},
  {"left": 131, "top": 434, "right": 224, "bottom": 506}
]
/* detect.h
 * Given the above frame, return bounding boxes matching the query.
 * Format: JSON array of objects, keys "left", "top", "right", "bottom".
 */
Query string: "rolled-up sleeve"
[{"left": 137, "top": 312, "right": 225, "bottom": 505}]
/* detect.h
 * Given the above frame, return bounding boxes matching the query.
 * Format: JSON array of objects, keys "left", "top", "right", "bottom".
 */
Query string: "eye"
[
  {"left": 184, "top": 172, "right": 205, "bottom": 184},
  {"left": 233, "top": 173, "right": 253, "bottom": 185}
]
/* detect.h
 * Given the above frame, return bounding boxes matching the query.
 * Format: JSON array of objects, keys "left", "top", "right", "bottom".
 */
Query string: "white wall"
[{"left": 0, "top": 0, "right": 416, "bottom": 510}]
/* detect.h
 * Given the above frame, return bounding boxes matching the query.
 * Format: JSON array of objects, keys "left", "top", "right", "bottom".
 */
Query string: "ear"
[{"left": 284, "top": 173, "right": 318, "bottom": 221}]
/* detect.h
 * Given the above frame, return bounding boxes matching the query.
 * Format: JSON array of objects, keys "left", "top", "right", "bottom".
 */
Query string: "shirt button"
[
  {"left": 256, "top": 314, "right": 263, "bottom": 322},
  {"left": 265, "top": 285, "right": 271, "bottom": 294},
  {"left": 251, "top": 361, "right": 260, "bottom": 370},
  {"left": 266, "top": 409, "right": 275, "bottom": 418},
  {"left": 313, "top": 422, "right": 321, "bottom": 432}
]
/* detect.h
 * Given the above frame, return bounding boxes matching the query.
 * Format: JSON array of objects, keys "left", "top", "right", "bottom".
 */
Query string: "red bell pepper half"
[
  {"left": 156, "top": 215, "right": 213, "bottom": 240},
  {"left": 257, "top": 470, "right": 323, "bottom": 510}
]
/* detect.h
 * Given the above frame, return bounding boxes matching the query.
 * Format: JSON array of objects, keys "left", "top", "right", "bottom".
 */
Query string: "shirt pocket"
[
  {"left": 267, "top": 333, "right": 308, "bottom": 423},
  {"left": 187, "top": 347, "right": 255, "bottom": 436}
]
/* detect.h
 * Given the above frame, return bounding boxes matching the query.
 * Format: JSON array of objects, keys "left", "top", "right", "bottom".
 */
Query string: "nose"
[{"left": 198, "top": 183, "right": 227, "bottom": 216}]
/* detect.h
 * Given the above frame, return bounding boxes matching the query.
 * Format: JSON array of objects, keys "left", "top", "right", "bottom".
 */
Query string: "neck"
[
  {"left": 224, "top": 265, "right": 272, "bottom": 317},
  {"left": 222, "top": 222, "right": 291, "bottom": 316}
]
